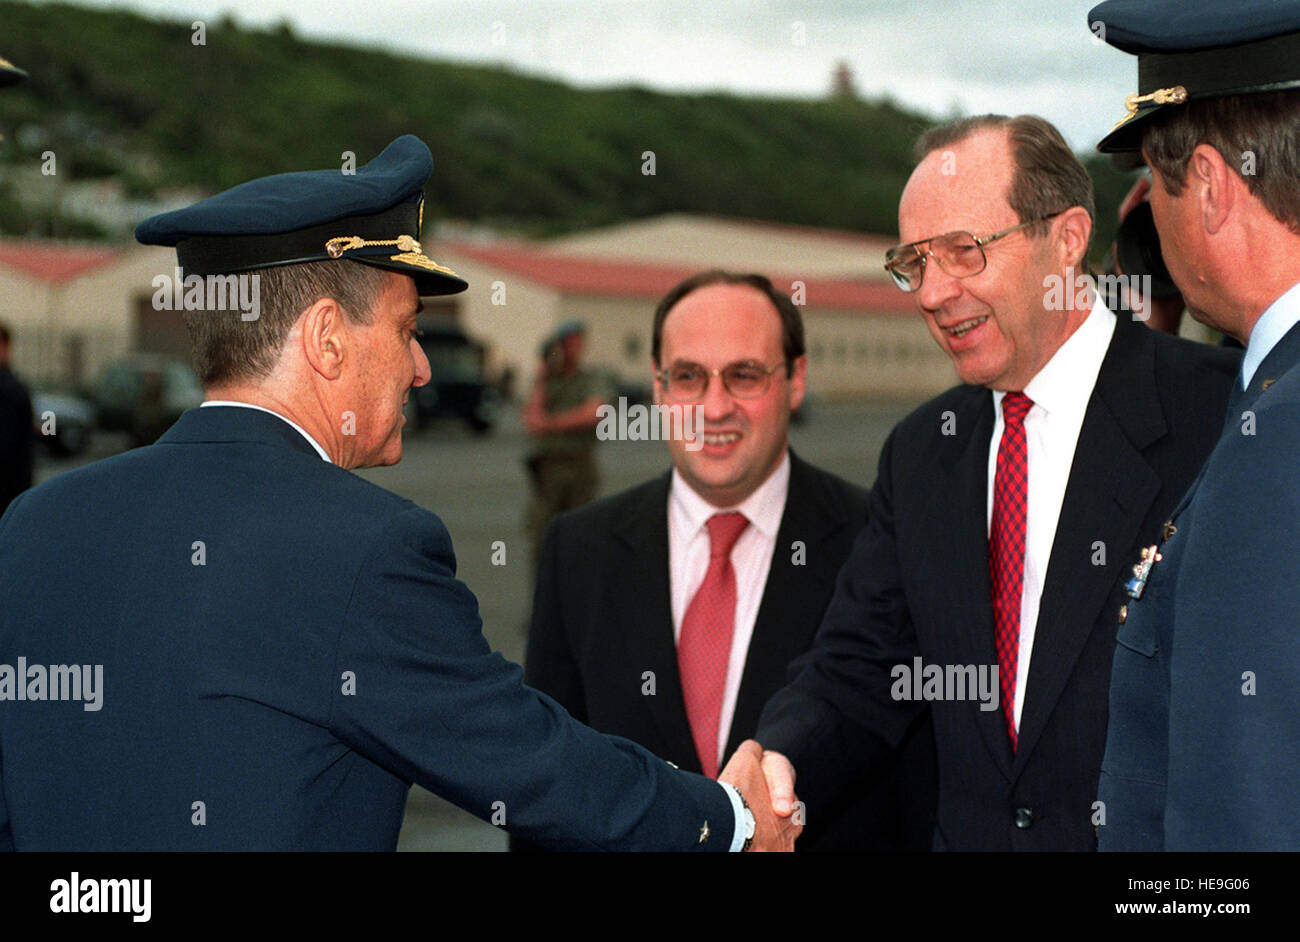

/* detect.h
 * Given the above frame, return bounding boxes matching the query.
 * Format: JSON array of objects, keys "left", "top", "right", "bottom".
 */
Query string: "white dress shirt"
[
  {"left": 668, "top": 450, "right": 791, "bottom": 771},
  {"left": 986, "top": 296, "right": 1116, "bottom": 732},
  {"left": 200, "top": 400, "right": 332, "bottom": 463},
  {"left": 1242, "top": 280, "right": 1300, "bottom": 389}
]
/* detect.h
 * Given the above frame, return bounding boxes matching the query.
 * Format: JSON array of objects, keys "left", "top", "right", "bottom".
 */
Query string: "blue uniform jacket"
[
  {"left": 1099, "top": 323, "right": 1300, "bottom": 850},
  {"left": 0, "top": 406, "right": 733, "bottom": 851}
]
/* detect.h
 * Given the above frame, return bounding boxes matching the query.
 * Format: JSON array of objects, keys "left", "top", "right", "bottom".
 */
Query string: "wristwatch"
[{"left": 737, "top": 791, "right": 756, "bottom": 852}]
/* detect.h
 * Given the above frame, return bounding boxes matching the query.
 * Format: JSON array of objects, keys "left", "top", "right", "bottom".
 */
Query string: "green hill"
[{"left": 0, "top": 0, "right": 1134, "bottom": 254}]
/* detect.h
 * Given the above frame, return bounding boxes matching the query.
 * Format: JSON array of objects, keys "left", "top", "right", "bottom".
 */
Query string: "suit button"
[{"left": 1014, "top": 807, "right": 1034, "bottom": 829}]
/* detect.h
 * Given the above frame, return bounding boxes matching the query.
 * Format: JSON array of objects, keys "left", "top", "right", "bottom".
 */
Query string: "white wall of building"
[{"left": 547, "top": 214, "right": 896, "bottom": 280}]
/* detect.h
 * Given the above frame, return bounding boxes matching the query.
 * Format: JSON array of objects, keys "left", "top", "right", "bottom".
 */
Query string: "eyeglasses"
[
  {"left": 655, "top": 360, "right": 787, "bottom": 401},
  {"left": 883, "top": 212, "right": 1064, "bottom": 293}
]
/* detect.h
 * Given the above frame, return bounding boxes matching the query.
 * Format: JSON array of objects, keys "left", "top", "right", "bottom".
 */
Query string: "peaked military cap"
[
  {"left": 136, "top": 135, "right": 467, "bottom": 296},
  {"left": 0, "top": 54, "right": 27, "bottom": 88},
  {"left": 1091, "top": 0, "right": 1300, "bottom": 152}
]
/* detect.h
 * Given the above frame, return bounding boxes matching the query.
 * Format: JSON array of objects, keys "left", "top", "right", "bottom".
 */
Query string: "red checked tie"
[
  {"left": 990, "top": 391, "right": 1033, "bottom": 751},
  {"left": 678, "top": 511, "right": 750, "bottom": 778}
]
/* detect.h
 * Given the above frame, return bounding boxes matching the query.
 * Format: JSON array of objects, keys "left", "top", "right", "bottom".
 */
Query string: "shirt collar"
[
  {"left": 993, "top": 292, "right": 1116, "bottom": 419},
  {"left": 1242, "top": 280, "right": 1300, "bottom": 389},
  {"left": 669, "top": 449, "right": 791, "bottom": 540},
  {"left": 200, "top": 400, "right": 332, "bottom": 463}
]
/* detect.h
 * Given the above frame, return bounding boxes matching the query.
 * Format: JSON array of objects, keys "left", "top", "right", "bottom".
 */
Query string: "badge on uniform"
[{"left": 1125, "top": 544, "right": 1162, "bottom": 600}]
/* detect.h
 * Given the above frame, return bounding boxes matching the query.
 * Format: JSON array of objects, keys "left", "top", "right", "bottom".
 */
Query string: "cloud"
[{"left": 32, "top": 0, "right": 1137, "bottom": 150}]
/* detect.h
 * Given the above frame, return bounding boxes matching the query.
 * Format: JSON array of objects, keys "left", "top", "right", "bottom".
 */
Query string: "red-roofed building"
[
  {"left": 0, "top": 241, "right": 122, "bottom": 284},
  {"left": 0, "top": 215, "right": 961, "bottom": 397},
  {"left": 0, "top": 239, "right": 174, "bottom": 387}
]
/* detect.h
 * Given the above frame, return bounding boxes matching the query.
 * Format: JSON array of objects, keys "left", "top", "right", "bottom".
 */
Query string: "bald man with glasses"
[
  {"left": 734, "top": 114, "right": 1240, "bottom": 851},
  {"left": 519, "top": 269, "right": 938, "bottom": 852}
]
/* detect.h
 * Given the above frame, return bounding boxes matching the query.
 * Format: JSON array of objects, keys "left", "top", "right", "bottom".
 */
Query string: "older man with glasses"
[
  {"left": 519, "top": 269, "right": 938, "bottom": 852},
  {"left": 729, "top": 114, "right": 1241, "bottom": 850}
]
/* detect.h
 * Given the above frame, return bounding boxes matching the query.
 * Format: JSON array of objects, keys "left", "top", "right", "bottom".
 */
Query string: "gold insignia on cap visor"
[
  {"left": 1110, "top": 84, "right": 1188, "bottom": 132},
  {"left": 323, "top": 233, "right": 460, "bottom": 276}
]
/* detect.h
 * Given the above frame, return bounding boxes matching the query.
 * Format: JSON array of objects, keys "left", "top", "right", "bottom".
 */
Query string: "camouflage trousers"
[{"left": 526, "top": 450, "right": 599, "bottom": 571}]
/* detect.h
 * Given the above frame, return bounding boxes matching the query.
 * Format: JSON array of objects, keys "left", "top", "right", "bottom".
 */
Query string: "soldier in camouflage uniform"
[{"left": 522, "top": 321, "right": 612, "bottom": 572}]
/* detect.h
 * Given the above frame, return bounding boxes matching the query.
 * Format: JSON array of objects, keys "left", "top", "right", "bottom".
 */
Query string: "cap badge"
[
  {"left": 1111, "top": 84, "right": 1188, "bottom": 132},
  {"left": 324, "top": 234, "right": 459, "bottom": 276}
]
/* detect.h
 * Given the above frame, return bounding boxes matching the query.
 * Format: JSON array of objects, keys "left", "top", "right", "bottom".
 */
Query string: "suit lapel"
[
  {"left": 924, "top": 389, "right": 1017, "bottom": 779},
  {"left": 611, "top": 473, "right": 702, "bottom": 771},
  {"left": 1014, "top": 316, "right": 1164, "bottom": 771},
  {"left": 726, "top": 453, "right": 845, "bottom": 760}
]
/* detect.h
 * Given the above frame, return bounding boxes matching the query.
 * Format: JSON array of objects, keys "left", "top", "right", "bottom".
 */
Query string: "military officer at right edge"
[{"left": 1090, "top": 0, "right": 1300, "bottom": 850}]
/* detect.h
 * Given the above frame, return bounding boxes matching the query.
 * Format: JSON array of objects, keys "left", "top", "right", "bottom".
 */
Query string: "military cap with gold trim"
[
  {"left": 1091, "top": 0, "right": 1300, "bottom": 153},
  {"left": 135, "top": 135, "right": 467, "bottom": 296},
  {"left": 0, "top": 54, "right": 28, "bottom": 87}
]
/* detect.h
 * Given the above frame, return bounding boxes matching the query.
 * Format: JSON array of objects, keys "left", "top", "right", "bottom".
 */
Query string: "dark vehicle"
[
  {"left": 612, "top": 377, "right": 651, "bottom": 407},
  {"left": 92, "top": 354, "right": 204, "bottom": 446},
  {"left": 31, "top": 390, "right": 96, "bottom": 457},
  {"left": 406, "top": 318, "right": 498, "bottom": 434}
]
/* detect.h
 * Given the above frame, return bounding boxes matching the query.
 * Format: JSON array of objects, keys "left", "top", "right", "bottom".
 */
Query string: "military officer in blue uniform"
[
  {"left": 0, "top": 136, "right": 796, "bottom": 851},
  {"left": 1090, "top": 0, "right": 1300, "bottom": 850}
]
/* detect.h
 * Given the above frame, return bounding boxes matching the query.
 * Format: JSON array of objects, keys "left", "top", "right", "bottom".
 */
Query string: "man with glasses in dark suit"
[
  {"left": 523, "top": 270, "right": 937, "bottom": 851},
  {"left": 735, "top": 114, "right": 1240, "bottom": 850}
]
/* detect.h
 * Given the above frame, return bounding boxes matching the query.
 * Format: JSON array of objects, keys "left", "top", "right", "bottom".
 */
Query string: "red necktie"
[
  {"left": 990, "top": 391, "right": 1033, "bottom": 751},
  {"left": 678, "top": 511, "right": 749, "bottom": 778}
]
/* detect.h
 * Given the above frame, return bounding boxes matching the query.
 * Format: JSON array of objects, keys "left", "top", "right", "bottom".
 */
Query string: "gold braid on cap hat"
[
  {"left": 1110, "top": 85, "right": 1188, "bottom": 132},
  {"left": 324, "top": 234, "right": 458, "bottom": 275}
]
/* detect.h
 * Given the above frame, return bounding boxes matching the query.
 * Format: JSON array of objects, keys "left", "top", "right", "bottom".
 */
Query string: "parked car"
[
  {"left": 612, "top": 376, "right": 652, "bottom": 407},
  {"left": 91, "top": 354, "right": 204, "bottom": 446},
  {"left": 31, "top": 389, "right": 96, "bottom": 457},
  {"left": 406, "top": 318, "right": 498, "bottom": 434}
]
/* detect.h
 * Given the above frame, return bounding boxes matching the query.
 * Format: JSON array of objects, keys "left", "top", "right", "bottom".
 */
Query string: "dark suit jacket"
[
  {"left": 0, "top": 364, "right": 34, "bottom": 516},
  {"left": 756, "top": 313, "right": 1241, "bottom": 850},
  {"left": 1100, "top": 320, "right": 1300, "bottom": 851},
  {"left": 0, "top": 405, "right": 734, "bottom": 851},
  {"left": 522, "top": 450, "right": 938, "bottom": 851}
]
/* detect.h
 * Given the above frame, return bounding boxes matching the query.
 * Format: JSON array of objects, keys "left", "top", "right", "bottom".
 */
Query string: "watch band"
[{"left": 737, "top": 790, "right": 756, "bottom": 852}]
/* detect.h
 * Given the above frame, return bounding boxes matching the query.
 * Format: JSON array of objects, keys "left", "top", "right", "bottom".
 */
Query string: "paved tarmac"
[{"left": 35, "top": 394, "right": 926, "bottom": 851}]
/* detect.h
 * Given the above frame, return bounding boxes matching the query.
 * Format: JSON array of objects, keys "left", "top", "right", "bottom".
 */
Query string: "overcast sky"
[{"left": 39, "top": 0, "right": 1136, "bottom": 153}]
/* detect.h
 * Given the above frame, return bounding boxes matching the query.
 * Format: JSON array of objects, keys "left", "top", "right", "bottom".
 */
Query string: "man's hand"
[{"left": 719, "top": 739, "right": 801, "bottom": 852}]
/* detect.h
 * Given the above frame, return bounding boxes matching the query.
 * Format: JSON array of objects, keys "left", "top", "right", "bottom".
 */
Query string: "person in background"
[
  {"left": 0, "top": 322, "right": 34, "bottom": 517},
  {"left": 522, "top": 320, "right": 612, "bottom": 571},
  {"left": 0, "top": 61, "right": 32, "bottom": 515},
  {"left": 522, "top": 271, "right": 936, "bottom": 851}
]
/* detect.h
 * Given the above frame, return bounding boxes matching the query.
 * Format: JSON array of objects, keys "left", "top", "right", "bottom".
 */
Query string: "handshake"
[{"left": 718, "top": 739, "right": 803, "bottom": 852}]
